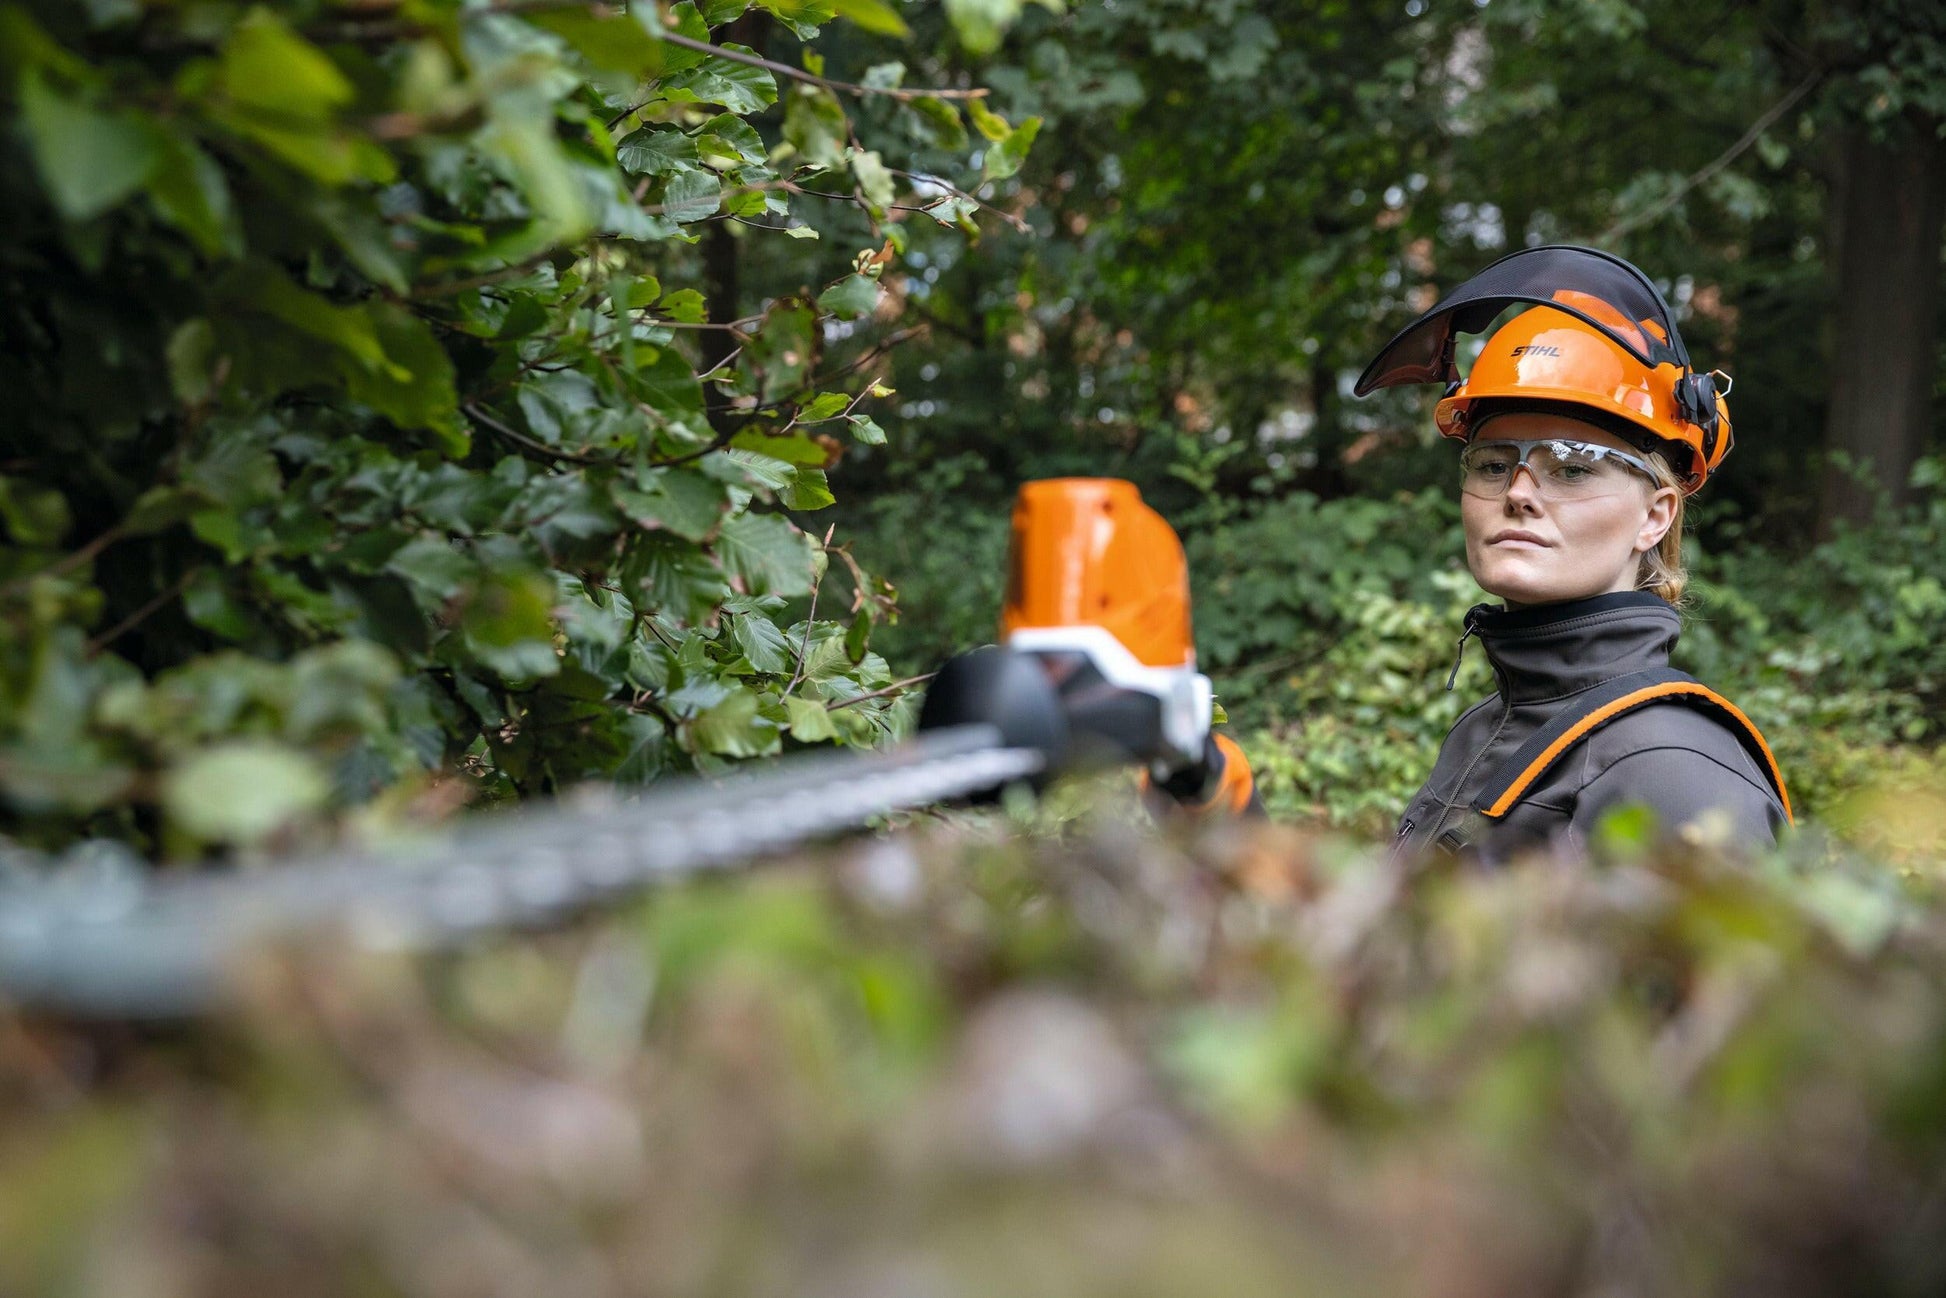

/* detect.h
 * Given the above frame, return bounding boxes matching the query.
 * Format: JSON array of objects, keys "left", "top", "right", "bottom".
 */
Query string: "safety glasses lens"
[{"left": 1460, "top": 440, "right": 1645, "bottom": 499}]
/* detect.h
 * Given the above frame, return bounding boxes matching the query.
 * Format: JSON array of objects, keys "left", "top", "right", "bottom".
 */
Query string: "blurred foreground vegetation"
[{"left": 7, "top": 804, "right": 1946, "bottom": 1297}]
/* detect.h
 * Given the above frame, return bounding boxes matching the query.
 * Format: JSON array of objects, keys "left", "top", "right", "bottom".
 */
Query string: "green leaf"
[
  {"left": 660, "top": 49, "right": 778, "bottom": 115},
  {"left": 630, "top": 535, "right": 732, "bottom": 623},
  {"left": 715, "top": 512, "right": 815, "bottom": 597},
  {"left": 612, "top": 468, "right": 728, "bottom": 541},
  {"left": 784, "top": 468, "right": 835, "bottom": 511},
  {"left": 785, "top": 694, "right": 841, "bottom": 742},
  {"left": 460, "top": 572, "right": 561, "bottom": 681},
  {"left": 696, "top": 115, "right": 767, "bottom": 167},
  {"left": 345, "top": 304, "right": 463, "bottom": 443},
  {"left": 831, "top": 0, "right": 911, "bottom": 36},
  {"left": 783, "top": 85, "right": 849, "bottom": 169},
  {"left": 846, "top": 413, "right": 888, "bottom": 445},
  {"left": 146, "top": 133, "right": 239, "bottom": 257},
  {"left": 908, "top": 97, "right": 968, "bottom": 150},
  {"left": 658, "top": 288, "right": 707, "bottom": 323},
  {"left": 659, "top": 166, "right": 723, "bottom": 222},
  {"left": 19, "top": 69, "right": 160, "bottom": 221},
  {"left": 800, "top": 392, "right": 850, "bottom": 420},
  {"left": 387, "top": 536, "right": 476, "bottom": 610},
  {"left": 163, "top": 741, "right": 331, "bottom": 846},
  {"left": 0, "top": 478, "right": 71, "bottom": 548},
  {"left": 844, "top": 607, "right": 872, "bottom": 663},
  {"left": 689, "top": 686, "right": 781, "bottom": 756},
  {"left": 530, "top": 9, "right": 666, "bottom": 76},
  {"left": 617, "top": 128, "right": 697, "bottom": 176},
  {"left": 731, "top": 430, "right": 832, "bottom": 466},
  {"left": 817, "top": 273, "right": 882, "bottom": 320},
  {"left": 710, "top": 449, "right": 798, "bottom": 493},
  {"left": 754, "top": 0, "right": 837, "bottom": 39},
  {"left": 122, "top": 485, "right": 198, "bottom": 536},
  {"left": 851, "top": 149, "right": 896, "bottom": 211},
  {"left": 965, "top": 94, "right": 1013, "bottom": 143},
  {"left": 982, "top": 115, "right": 1041, "bottom": 182},
  {"left": 732, "top": 612, "right": 796, "bottom": 673},
  {"left": 215, "top": 10, "right": 351, "bottom": 119},
  {"left": 945, "top": 0, "right": 1025, "bottom": 57}
]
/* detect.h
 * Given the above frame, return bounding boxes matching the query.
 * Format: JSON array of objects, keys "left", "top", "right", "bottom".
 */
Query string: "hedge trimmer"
[{"left": 0, "top": 479, "right": 1245, "bottom": 1015}]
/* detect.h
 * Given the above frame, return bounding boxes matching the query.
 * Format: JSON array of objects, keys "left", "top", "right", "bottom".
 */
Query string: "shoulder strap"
[{"left": 1469, "top": 667, "right": 1793, "bottom": 826}]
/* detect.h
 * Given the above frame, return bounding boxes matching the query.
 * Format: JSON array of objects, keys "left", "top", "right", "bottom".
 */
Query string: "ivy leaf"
[
  {"left": 20, "top": 70, "right": 161, "bottom": 221},
  {"left": 715, "top": 512, "right": 815, "bottom": 597}
]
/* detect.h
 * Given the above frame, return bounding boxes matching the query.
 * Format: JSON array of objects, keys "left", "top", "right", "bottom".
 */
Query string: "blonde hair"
[{"left": 1637, "top": 449, "right": 1688, "bottom": 607}]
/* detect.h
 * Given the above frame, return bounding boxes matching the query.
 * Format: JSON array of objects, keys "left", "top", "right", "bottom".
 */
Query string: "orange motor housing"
[{"left": 1000, "top": 478, "right": 1194, "bottom": 669}]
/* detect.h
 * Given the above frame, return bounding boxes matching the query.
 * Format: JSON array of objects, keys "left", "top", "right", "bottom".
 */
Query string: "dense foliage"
[
  {"left": 0, "top": 0, "right": 1046, "bottom": 856},
  {"left": 5, "top": 809, "right": 1946, "bottom": 1296}
]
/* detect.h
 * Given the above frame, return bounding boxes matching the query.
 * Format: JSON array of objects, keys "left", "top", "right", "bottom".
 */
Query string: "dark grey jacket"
[{"left": 1394, "top": 591, "right": 1788, "bottom": 861}]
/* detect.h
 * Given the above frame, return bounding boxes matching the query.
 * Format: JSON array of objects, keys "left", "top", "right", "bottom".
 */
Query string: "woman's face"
[{"left": 1460, "top": 411, "right": 1679, "bottom": 608}]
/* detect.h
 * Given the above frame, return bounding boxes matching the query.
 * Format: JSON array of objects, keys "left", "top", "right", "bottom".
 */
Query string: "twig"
[
  {"left": 651, "top": 30, "right": 989, "bottom": 103},
  {"left": 1599, "top": 69, "right": 1823, "bottom": 244},
  {"left": 885, "top": 167, "right": 1033, "bottom": 234},
  {"left": 85, "top": 569, "right": 197, "bottom": 657},
  {"left": 411, "top": 252, "right": 558, "bottom": 300},
  {"left": 825, "top": 672, "right": 935, "bottom": 712},
  {"left": 806, "top": 324, "right": 925, "bottom": 389},
  {"left": 464, "top": 402, "right": 616, "bottom": 466},
  {"left": 0, "top": 524, "right": 127, "bottom": 600},
  {"left": 783, "top": 524, "right": 836, "bottom": 698}
]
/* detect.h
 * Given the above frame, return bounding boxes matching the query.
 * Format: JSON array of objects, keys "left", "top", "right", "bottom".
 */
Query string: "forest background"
[{"left": 4, "top": 4, "right": 1946, "bottom": 1294}]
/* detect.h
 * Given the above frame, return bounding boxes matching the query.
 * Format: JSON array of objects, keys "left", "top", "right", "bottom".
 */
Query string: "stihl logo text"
[{"left": 1510, "top": 345, "right": 1562, "bottom": 358}]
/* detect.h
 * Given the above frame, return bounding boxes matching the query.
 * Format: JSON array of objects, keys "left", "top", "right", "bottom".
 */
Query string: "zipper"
[{"left": 1444, "top": 614, "right": 1480, "bottom": 692}]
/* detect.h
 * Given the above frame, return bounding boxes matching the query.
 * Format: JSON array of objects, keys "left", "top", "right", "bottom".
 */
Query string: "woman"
[{"left": 1356, "top": 247, "right": 1791, "bottom": 860}]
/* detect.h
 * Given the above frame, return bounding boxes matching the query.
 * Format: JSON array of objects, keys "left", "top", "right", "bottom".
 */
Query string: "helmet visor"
[{"left": 1355, "top": 245, "right": 1693, "bottom": 395}]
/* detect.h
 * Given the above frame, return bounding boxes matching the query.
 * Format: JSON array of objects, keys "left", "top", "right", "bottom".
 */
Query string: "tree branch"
[
  {"left": 1599, "top": 70, "right": 1824, "bottom": 244},
  {"left": 825, "top": 672, "right": 936, "bottom": 712}
]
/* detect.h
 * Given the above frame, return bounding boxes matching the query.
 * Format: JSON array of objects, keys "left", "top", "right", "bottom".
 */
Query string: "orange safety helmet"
[
  {"left": 1434, "top": 292, "right": 1732, "bottom": 493},
  {"left": 1354, "top": 245, "right": 1734, "bottom": 493},
  {"left": 1000, "top": 478, "right": 1194, "bottom": 668}
]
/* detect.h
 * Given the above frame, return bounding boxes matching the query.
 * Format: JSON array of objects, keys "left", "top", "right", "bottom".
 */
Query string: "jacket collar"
[{"left": 1465, "top": 590, "right": 1681, "bottom": 705}]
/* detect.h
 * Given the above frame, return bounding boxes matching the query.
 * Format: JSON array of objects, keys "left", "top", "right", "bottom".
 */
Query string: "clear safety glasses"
[{"left": 1459, "top": 438, "right": 1660, "bottom": 502}]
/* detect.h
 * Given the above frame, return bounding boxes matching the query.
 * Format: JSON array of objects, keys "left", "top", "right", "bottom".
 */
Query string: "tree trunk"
[{"left": 1817, "top": 125, "right": 1946, "bottom": 535}]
